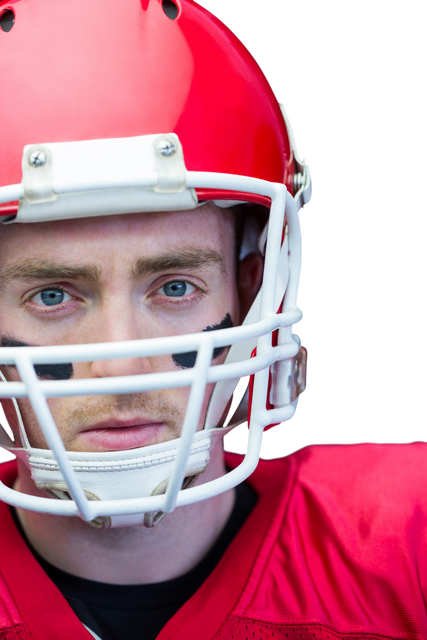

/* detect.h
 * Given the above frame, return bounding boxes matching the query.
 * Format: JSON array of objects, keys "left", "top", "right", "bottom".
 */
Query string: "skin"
[
  {"left": 0, "top": 203, "right": 263, "bottom": 584},
  {"left": 2, "top": 312, "right": 234, "bottom": 374}
]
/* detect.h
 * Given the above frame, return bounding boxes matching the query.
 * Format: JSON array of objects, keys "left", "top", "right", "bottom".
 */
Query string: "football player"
[
  {"left": 1, "top": 1, "right": 425, "bottom": 640},
  {"left": 14, "top": 0, "right": 414, "bottom": 640}
]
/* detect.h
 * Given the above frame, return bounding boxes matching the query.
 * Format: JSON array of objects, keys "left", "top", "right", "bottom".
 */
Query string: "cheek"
[{"left": 186, "top": 384, "right": 215, "bottom": 435}]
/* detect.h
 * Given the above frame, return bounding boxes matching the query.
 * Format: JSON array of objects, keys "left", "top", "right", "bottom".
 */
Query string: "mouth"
[
  {"left": 78, "top": 418, "right": 168, "bottom": 451},
  {"left": 81, "top": 418, "right": 164, "bottom": 433}
]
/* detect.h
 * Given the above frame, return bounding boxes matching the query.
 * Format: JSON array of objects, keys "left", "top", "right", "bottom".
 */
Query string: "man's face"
[{"left": 0, "top": 204, "right": 241, "bottom": 453}]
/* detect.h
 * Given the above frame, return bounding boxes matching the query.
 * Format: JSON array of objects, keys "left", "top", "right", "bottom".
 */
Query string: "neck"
[{"left": 15, "top": 442, "right": 235, "bottom": 585}]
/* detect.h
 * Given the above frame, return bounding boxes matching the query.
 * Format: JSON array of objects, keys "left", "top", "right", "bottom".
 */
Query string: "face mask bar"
[{"left": 0, "top": 137, "right": 307, "bottom": 522}]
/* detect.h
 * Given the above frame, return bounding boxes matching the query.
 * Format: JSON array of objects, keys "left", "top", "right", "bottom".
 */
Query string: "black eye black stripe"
[
  {"left": 1, "top": 314, "right": 234, "bottom": 379},
  {"left": 1, "top": 337, "right": 73, "bottom": 380},
  {"left": 172, "top": 313, "right": 233, "bottom": 369}
]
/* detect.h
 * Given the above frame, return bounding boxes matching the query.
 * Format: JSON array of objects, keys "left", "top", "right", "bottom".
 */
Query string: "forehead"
[{"left": 0, "top": 204, "right": 235, "bottom": 270}]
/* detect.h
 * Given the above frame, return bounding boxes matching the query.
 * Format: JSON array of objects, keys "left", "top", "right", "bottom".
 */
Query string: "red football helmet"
[{"left": 0, "top": 0, "right": 311, "bottom": 527}]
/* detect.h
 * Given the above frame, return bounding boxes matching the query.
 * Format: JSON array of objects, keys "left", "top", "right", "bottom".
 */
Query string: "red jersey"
[{"left": 0, "top": 443, "right": 426, "bottom": 639}]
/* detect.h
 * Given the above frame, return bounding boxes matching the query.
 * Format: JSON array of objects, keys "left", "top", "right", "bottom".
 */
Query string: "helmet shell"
[{"left": 0, "top": 0, "right": 294, "bottom": 213}]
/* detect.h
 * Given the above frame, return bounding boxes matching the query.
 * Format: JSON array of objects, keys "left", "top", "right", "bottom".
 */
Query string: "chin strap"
[
  {"left": 36, "top": 466, "right": 206, "bottom": 529},
  {"left": 1, "top": 423, "right": 233, "bottom": 529}
]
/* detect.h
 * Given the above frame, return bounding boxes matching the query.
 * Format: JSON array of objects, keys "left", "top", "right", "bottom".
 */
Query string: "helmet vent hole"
[
  {"left": 162, "top": 0, "right": 178, "bottom": 20},
  {"left": 0, "top": 9, "right": 14, "bottom": 32}
]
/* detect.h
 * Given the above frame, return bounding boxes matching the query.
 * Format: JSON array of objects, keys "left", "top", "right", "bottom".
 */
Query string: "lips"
[
  {"left": 81, "top": 417, "right": 163, "bottom": 433},
  {"left": 78, "top": 418, "right": 167, "bottom": 451}
]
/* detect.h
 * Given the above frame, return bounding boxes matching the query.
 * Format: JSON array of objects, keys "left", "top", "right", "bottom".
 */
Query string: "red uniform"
[{"left": 0, "top": 443, "right": 426, "bottom": 639}]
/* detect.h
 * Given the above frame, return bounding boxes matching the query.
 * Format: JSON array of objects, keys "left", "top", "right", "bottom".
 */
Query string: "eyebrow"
[{"left": 0, "top": 249, "right": 225, "bottom": 289}]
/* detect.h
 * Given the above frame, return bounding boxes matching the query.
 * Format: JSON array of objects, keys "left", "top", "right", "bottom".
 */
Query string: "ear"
[{"left": 238, "top": 252, "right": 264, "bottom": 323}]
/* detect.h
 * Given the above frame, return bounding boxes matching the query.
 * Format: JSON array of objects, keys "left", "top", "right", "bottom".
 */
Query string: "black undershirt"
[{"left": 11, "top": 482, "right": 256, "bottom": 640}]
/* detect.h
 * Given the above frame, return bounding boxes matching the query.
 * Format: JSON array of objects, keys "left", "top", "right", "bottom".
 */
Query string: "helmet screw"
[
  {"left": 29, "top": 150, "right": 47, "bottom": 167},
  {"left": 158, "top": 140, "right": 176, "bottom": 157}
]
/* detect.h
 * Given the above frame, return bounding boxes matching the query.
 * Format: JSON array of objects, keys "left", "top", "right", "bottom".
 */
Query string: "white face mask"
[{"left": 0, "top": 132, "right": 310, "bottom": 527}]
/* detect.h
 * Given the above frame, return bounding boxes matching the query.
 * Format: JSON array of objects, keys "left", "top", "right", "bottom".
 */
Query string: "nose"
[
  {"left": 87, "top": 291, "right": 154, "bottom": 379},
  {"left": 90, "top": 355, "right": 152, "bottom": 379}
]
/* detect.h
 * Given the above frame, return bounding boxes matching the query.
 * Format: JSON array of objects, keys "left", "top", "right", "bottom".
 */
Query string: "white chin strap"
[{"left": 2, "top": 421, "right": 213, "bottom": 529}]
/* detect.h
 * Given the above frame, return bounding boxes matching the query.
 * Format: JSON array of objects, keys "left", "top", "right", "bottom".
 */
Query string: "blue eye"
[
  {"left": 163, "top": 281, "right": 189, "bottom": 297},
  {"left": 41, "top": 289, "right": 65, "bottom": 306},
  {"left": 163, "top": 280, "right": 187, "bottom": 297},
  {"left": 32, "top": 288, "right": 71, "bottom": 307}
]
